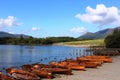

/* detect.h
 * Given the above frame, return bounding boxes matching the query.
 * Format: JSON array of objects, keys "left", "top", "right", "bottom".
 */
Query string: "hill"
[
  {"left": 0, "top": 31, "right": 30, "bottom": 38},
  {"left": 0, "top": 31, "right": 14, "bottom": 38},
  {"left": 79, "top": 27, "right": 120, "bottom": 39}
]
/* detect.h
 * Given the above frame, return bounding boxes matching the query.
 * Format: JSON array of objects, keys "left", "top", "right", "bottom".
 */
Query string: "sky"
[{"left": 0, "top": 0, "right": 120, "bottom": 38}]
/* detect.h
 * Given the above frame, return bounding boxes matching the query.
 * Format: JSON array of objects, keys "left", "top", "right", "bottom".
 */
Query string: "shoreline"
[
  {"left": 54, "top": 43, "right": 91, "bottom": 48},
  {"left": 43, "top": 55, "right": 120, "bottom": 80}
]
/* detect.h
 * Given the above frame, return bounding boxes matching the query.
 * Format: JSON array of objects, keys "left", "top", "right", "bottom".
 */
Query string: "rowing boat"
[{"left": 6, "top": 68, "right": 40, "bottom": 80}]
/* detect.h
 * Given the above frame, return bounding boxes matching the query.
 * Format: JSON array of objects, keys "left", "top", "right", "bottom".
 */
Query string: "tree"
[
  {"left": 105, "top": 28, "right": 120, "bottom": 48},
  {"left": 41, "top": 38, "right": 53, "bottom": 44}
]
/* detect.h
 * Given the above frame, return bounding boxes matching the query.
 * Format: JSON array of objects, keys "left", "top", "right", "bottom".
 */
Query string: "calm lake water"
[{"left": 0, "top": 45, "right": 91, "bottom": 71}]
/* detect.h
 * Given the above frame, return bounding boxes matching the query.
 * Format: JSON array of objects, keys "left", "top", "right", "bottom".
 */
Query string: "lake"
[{"left": 0, "top": 45, "right": 91, "bottom": 71}]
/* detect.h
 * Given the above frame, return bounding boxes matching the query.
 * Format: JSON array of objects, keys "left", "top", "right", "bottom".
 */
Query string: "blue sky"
[{"left": 0, "top": 0, "right": 120, "bottom": 38}]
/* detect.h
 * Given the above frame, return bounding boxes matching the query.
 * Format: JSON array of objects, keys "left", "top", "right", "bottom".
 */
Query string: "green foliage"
[
  {"left": 105, "top": 28, "right": 120, "bottom": 48},
  {"left": 0, "top": 36, "right": 80, "bottom": 45},
  {"left": 0, "top": 37, "right": 11, "bottom": 44}
]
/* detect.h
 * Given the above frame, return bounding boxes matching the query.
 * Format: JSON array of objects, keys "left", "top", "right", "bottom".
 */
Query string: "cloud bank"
[
  {"left": 0, "top": 16, "right": 21, "bottom": 29},
  {"left": 75, "top": 4, "right": 120, "bottom": 27}
]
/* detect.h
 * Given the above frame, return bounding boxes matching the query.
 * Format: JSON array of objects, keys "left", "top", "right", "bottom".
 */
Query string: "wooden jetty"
[{"left": 87, "top": 46, "right": 120, "bottom": 56}]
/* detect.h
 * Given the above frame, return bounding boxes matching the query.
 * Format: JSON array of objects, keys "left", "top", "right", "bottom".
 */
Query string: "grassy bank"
[{"left": 61, "top": 39, "right": 105, "bottom": 46}]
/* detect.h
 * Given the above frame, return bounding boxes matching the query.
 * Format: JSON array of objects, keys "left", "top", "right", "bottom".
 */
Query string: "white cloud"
[
  {"left": 0, "top": 16, "right": 21, "bottom": 29},
  {"left": 75, "top": 4, "right": 120, "bottom": 27},
  {"left": 70, "top": 27, "right": 87, "bottom": 34},
  {"left": 32, "top": 27, "right": 40, "bottom": 31},
  {"left": 22, "top": 27, "right": 40, "bottom": 34},
  {"left": 8, "top": 32, "right": 15, "bottom": 34}
]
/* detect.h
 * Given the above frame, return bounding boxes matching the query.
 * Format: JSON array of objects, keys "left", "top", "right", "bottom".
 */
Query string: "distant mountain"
[
  {"left": 79, "top": 27, "right": 120, "bottom": 39},
  {"left": 0, "top": 31, "right": 14, "bottom": 38},
  {"left": 13, "top": 34, "right": 31, "bottom": 38},
  {"left": 0, "top": 31, "right": 30, "bottom": 38}
]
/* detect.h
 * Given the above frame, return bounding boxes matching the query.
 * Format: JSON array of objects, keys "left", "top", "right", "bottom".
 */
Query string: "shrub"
[{"left": 105, "top": 28, "right": 120, "bottom": 48}]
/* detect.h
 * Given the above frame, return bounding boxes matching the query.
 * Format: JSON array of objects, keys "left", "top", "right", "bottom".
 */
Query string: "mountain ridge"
[
  {"left": 0, "top": 31, "right": 30, "bottom": 38},
  {"left": 79, "top": 26, "right": 120, "bottom": 39}
]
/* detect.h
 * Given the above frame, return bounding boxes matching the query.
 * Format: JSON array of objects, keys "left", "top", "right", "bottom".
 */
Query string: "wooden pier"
[{"left": 88, "top": 46, "right": 120, "bottom": 56}]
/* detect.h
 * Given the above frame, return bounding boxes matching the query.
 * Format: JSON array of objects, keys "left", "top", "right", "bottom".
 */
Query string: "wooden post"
[
  {"left": 76, "top": 49, "right": 78, "bottom": 57},
  {"left": 79, "top": 49, "right": 81, "bottom": 57}
]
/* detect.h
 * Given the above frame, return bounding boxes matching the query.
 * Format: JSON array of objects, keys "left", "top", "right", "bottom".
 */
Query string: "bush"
[{"left": 105, "top": 28, "right": 120, "bottom": 48}]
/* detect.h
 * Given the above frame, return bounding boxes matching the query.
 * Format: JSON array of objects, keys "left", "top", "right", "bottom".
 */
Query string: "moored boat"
[
  {"left": 51, "top": 68, "right": 72, "bottom": 75},
  {"left": 49, "top": 61, "right": 86, "bottom": 71},
  {"left": 77, "top": 57, "right": 104, "bottom": 63},
  {"left": 0, "top": 72, "right": 14, "bottom": 80},
  {"left": 80, "top": 62, "right": 98, "bottom": 68},
  {"left": 32, "top": 63, "right": 72, "bottom": 75},
  {"left": 6, "top": 68, "right": 40, "bottom": 80},
  {"left": 22, "top": 64, "right": 53, "bottom": 79},
  {"left": 31, "top": 68, "right": 52, "bottom": 79},
  {"left": 32, "top": 63, "right": 51, "bottom": 69},
  {"left": 78, "top": 55, "right": 112, "bottom": 63}
]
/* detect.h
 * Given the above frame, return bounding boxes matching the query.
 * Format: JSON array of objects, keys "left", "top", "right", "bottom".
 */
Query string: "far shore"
[
  {"left": 54, "top": 43, "right": 93, "bottom": 48},
  {"left": 61, "top": 44, "right": 91, "bottom": 48}
]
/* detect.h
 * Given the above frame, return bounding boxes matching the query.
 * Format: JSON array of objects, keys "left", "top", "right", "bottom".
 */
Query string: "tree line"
[
  {"left": 105, "top": 28, "right": 120, "bottom": 48},
  {"left": 0, "top": 36, "right": 80, "bottom": 45}
]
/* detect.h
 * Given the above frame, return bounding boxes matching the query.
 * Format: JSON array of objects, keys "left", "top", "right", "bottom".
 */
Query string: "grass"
[{"left": 63, "top": 39, "right": 105, "bottom": 46}]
